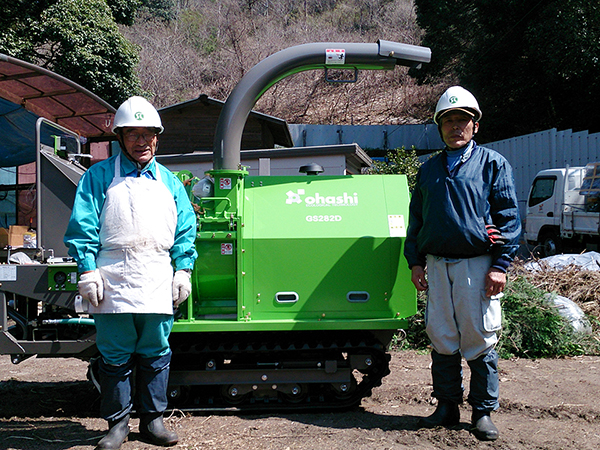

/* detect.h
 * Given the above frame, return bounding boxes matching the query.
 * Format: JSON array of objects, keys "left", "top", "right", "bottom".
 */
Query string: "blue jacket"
[
  {"left": 64, "top": 151, "right": 198, "bottom": 273},
  {"left": 404, "top": 142, "right": 521, "bottom": 272}
]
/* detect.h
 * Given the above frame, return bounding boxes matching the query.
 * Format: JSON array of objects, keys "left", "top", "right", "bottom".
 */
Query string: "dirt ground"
[{"left": 2, "top": 351, "right": 600, "bottom": 450}]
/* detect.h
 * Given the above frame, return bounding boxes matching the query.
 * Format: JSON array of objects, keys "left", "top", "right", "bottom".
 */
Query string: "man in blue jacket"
[
  {"left": 65, "top": 96, "right": 198, "bottom": 450},
  {"left": 404, "top": 86, "right": 521, "bottom": 441}
]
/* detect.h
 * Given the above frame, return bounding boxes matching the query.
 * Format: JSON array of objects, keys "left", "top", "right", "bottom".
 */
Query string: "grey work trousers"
[{"left": 425, "top": 254, "right": 502, "bottom": 411}]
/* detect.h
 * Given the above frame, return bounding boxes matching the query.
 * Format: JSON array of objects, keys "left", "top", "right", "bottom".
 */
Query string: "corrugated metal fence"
[
  {"left": 288, "top": 123, "right": 444, "bottom": 152},
  {"left": 486, "top": 128, "right": 600, "bottom": 216}
]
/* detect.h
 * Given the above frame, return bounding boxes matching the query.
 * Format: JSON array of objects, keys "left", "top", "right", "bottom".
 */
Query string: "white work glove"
[
  {"left": 78, "top": 269, "right": 104, "bottom": 307},
  {"left": 172, "top": 270, "right": 192, "bottom": 307}
]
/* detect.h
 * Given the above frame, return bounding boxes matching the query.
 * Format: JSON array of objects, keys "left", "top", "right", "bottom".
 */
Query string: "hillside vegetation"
[
  {"left": 3, "top": 1, "right": 598, "bottom": 141},
  {"left": 123, "top": 0, "right": 600, "bottom": 141},
  {"left": 123, "top": 0, "right": 443, "bottom": 125}
]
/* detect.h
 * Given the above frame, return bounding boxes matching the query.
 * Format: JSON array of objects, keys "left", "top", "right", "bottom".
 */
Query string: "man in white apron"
[{"left": 65, "top": 96, "right": 198, "bottom": 450}]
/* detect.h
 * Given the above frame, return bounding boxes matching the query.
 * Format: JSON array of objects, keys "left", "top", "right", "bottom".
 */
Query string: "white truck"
[{"left": 525, "top": 162, "right": 600, "bottom": 256}]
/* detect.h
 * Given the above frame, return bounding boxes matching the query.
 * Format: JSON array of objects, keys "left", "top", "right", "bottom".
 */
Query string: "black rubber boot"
[
  {"left": 139, "top": 413, "right": 179, "bottom": 447},
  {"left": 417, "top": 401, "right": 460, "bottom": 428},
  {"left": 95, "top": 414, "right": 130, "bottom": 450},
  {"left": 471, "top": 410, "right": 499, "bottom": 441}
]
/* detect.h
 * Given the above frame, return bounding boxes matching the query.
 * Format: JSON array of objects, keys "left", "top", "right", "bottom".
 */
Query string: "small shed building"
[
  {"left": 157, "top": 94, "right": 293, "bottom": 155},
  {"left": 157, "top": 143, "right": 372, "bottom": 178}
]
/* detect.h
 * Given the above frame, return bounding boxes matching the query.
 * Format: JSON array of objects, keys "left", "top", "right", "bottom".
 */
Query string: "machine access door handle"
[
  {"left": 547, "top": 212, "right": 554, "bottom": 217},
  {"left": 275, "top": 292, "right": 299, "bottom": 303}
]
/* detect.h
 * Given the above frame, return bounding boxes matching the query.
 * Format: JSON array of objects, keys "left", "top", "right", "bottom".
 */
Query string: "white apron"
[{"left": 90, "top": 154, "right": 178, "bottom": 314}]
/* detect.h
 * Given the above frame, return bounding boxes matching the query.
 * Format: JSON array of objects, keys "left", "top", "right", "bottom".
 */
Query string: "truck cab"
[{"left": 525, "top": 166, "right": 589, "bottom": 256}]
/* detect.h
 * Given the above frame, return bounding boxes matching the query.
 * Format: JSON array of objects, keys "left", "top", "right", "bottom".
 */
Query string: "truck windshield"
[{"left": 529, "top": 176, "right": 556, "bottom": 207}]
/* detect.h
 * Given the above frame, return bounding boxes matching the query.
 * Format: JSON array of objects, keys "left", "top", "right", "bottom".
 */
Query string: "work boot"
[
  {"left": 471, "top": 410, "right": 499, "bottom": 441},
  {"left": 139, "top": 413, "right": 179, "bottom": 447},
  {"left": 417, "top": 401, "right": 460, "bottom": 428},
  {"left": 95, "top": 414, "right": 130, "bottom": 450}
]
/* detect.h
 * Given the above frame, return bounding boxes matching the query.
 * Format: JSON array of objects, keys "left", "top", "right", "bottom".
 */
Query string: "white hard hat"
[
  {"left": 112, "top": 96, "right": 164, "bottom": 133},
  {"left": 434, "top": 86, "right": 482, "bottom": 125}
]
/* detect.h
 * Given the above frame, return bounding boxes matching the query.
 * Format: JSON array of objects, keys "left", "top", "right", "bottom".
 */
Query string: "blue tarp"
[
  {"left": 0, "top": 53, "right": 116, "bottom": 168},
  {"left": 0, "top": 97, "right": 41, "bottom": 167},
  {"left": 0, "top": 97, "right": 78, "bottom": 167}
]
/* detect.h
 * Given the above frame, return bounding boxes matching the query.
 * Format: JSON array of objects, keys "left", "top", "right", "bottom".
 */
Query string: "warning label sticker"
[
  {"left": 388, "top": 215, "right": 406, "bottom": 237},
  {"left": 326, "top": 48, "right": 345, "bottom": 65},
  {"left": 219, "top": 178, "right": 232, "bottom": 190},
  {"left": 0, "top": 265, "right": 16, "bottom": 281},
  {"left": 221, "top": 243, "right": 233, "bottom": 255}
]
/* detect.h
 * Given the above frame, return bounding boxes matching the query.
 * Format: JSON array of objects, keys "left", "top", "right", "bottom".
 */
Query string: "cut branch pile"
[{"left": 510, "top": 258, "right": 600, "bottom": 318}]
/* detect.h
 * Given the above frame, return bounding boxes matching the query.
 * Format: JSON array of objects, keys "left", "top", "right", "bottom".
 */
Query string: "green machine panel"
[
  {"left": 48, "top": 263, "right": 79, "bottom": 291},
  {"left": 240, "top": 174, "right": 416, "bottom": 326},
  {"left": 191, "top": 234, "right": 237, "bottom": 317}
]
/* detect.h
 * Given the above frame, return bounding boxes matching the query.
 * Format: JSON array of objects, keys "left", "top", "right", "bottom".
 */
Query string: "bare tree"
[{"left": 124, "top": 0, "right": 443, "bottom": 124}]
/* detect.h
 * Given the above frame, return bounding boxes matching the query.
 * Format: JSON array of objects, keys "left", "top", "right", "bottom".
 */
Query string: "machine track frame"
[{"left": 165, "top": 330, "right": 393, "bottom": 412}]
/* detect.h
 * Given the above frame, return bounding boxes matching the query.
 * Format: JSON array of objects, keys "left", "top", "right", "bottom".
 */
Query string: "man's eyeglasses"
[{"left": 123, "top": 131, "right": 157, "bottom": 143}]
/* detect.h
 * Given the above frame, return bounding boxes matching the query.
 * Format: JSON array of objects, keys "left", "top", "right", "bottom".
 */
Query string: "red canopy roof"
[{"left": 0, "top": 53, "right": 116, "bottom": 139}]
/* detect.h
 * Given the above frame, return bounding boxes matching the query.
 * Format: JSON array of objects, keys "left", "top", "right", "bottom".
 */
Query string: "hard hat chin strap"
[{"left": 115, "top": 131, "right": 134, "bottom": 163}]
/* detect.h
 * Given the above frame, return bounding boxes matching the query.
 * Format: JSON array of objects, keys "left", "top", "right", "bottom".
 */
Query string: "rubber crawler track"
[{"left": 166, "top": 330, "right": 393, "bottom": 412}]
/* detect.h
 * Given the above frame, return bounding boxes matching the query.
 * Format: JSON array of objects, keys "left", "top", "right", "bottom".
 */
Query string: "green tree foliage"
[
  {"left": 412, "top": 0, "right": 600, "bottom": 143},
  {"left": 0, "top": 0, "right": 143, "bottom": 106},
  {"left": 138, "top": 0, "right": 177, "bottom": 22},
  {"left": 107, "top": 0, "right": 143, "bottom": 25},
  {"left": 368, "top": 147, "right": 422, "bottom": 191}
]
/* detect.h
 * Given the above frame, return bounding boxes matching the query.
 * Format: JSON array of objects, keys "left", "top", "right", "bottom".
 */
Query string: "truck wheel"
[{"left": 540, "top": 232, "right": 562, "bottom": 257}]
